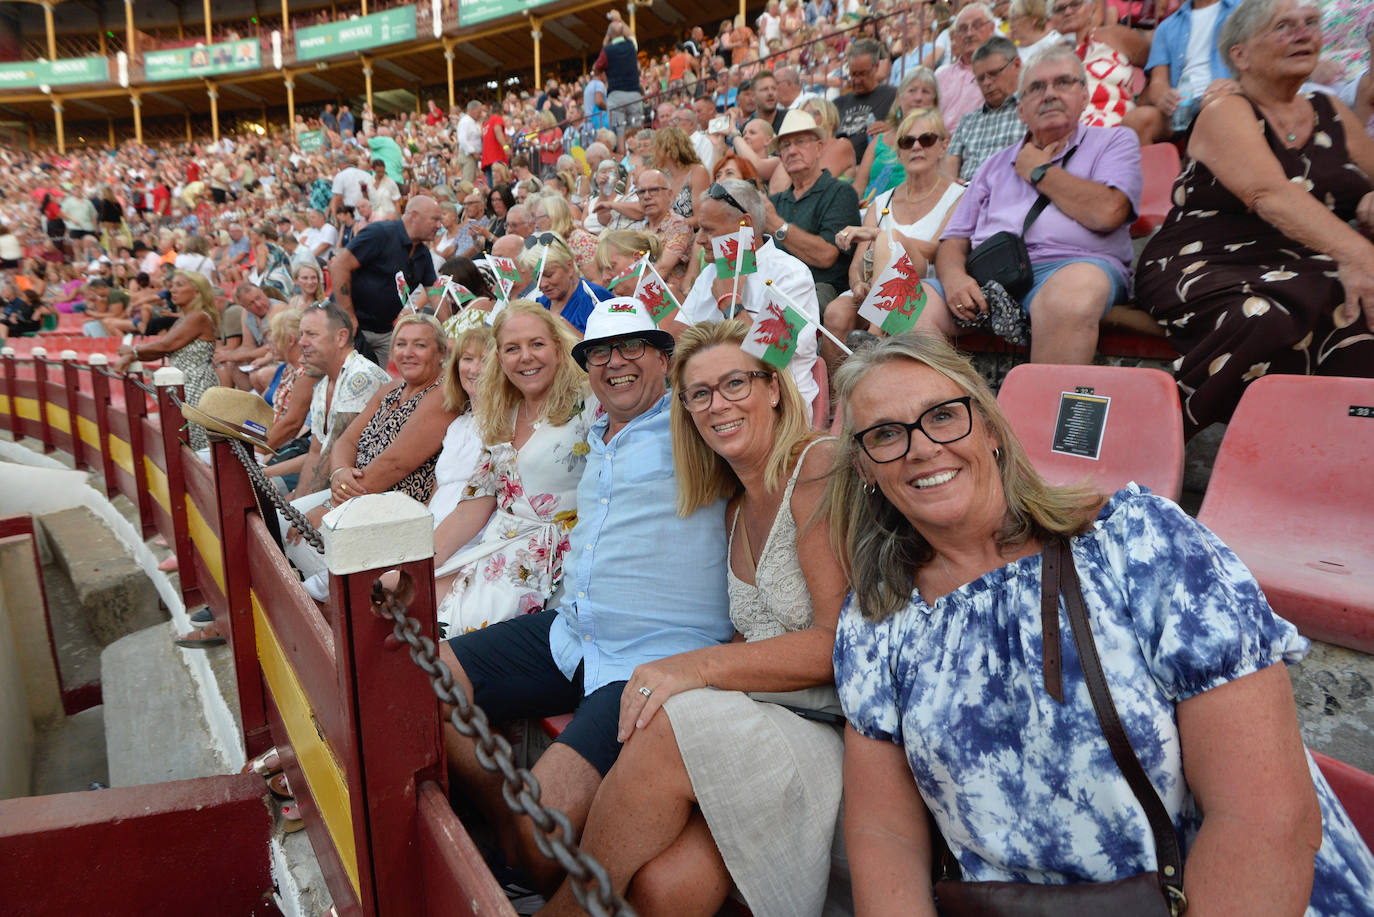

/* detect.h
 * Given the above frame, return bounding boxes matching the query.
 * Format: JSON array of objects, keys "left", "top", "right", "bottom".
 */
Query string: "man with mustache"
[{"left": 933, "top": 45, "right": 1141, "bottom": 365}]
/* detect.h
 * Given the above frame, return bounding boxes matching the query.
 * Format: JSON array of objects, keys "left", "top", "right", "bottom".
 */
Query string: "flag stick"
[
  {"left": 764, "top": 279, "right": 852, "bottom": 356},
  {"left": 728, "top": 219, "right": 746, "bottom": 319}
]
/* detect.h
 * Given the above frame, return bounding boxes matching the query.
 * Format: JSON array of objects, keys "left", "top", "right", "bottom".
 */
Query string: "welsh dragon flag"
[
  {"left": 710, "top": 225, "right": 758, "bottom": 279},
  {"left": 857, "top": 253, "right": 927, "bottom": 337},
  {"left": 632, "top": 264, "right": 681, "bottom": 326},
  {"left": 741, "top": 295, "right": 808, "bottom": 370},
  {"left": 604, "top": 255, "right": 647, "bottom": 294},
  {"left": 486, "top": 256, "right": 520, "bottom": 300}
]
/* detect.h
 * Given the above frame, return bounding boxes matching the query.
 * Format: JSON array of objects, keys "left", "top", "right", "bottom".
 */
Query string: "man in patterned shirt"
[{"left": 945, "top": 36, "right": 1026, "bottom": 182}]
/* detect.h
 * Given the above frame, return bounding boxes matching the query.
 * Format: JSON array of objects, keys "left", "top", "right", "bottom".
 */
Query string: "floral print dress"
[
  {"left": 834, "top": 486, "right": 1374, "bottom": 914},
  {"left": 435, "top": 399, "right": 596, "bottom": 635},
  {"left": 1136, "top": 93, "right": 1374, "bottom": 433}
]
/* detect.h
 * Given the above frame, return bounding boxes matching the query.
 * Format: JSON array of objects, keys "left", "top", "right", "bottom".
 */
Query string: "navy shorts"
[{"left": 448, "top": 609, "right": 627, "bottom": 777}]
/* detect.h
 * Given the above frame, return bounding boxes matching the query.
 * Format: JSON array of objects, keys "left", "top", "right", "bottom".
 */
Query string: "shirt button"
[
  {"left": 585, "top": 544, "right": 592, "bottom": 551},
  {"left": 583, "top": 634, "right": 591, "bottom": 642},
  {"left": 600, "top": 498, "right": 608, "bottom": 504},
  {"left": 577, "top": 591, "right": 585, "bottom": 598}
]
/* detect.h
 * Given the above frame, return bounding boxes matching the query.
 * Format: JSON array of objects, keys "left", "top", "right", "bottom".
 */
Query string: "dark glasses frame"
[
  {"left": 897, "top": 132, "right": 942, "bottom": 150},
  {"left": 852, "top": 396, "right": 974, "bottom": 463},
  {"left": 707, "top": 182, "right": 749, "bottom": 215}
]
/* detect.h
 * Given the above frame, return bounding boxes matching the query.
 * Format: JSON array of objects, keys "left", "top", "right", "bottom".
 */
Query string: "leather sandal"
[
  {"left": 268, "top": 772, "right": 293, "bottom": 799},
  {"left": 242, "top": 747, "right": 282, "bottom": 778},
  {"left": 281, "top": 800, "right": 305, "bottom": 834},
  {"left": 173, "top": 624, "right": 226, "bottom": 648}
]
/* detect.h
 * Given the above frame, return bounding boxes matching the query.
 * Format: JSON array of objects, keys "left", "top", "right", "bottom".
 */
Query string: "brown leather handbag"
[{"left": 932, "top": 540, "right": 1189, "bottom": 917}]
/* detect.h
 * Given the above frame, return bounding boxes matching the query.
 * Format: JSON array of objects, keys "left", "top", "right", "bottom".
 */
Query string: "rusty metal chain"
[
  {"left": 228, "top": 438, "right": 326, "bottom": 554},
  {"left": 370, "top": 583, "right": 637, "bottom": 917}
]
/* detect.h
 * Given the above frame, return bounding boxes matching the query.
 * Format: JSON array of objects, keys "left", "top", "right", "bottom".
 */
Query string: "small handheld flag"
[
  {"left": 857, "top": 253, "right": 927, "bottom": 337},
  {"left": 711, "top": 224, "right": 758, "bottom": 280},
  {"left": 605, "top": 253, "right": 648, "bottom": 293},
  {"left": 395, "top": 270, "right": 410, "bottom": 306},
  {"left": 741, "top": 297, "right": 806, "bottom": 370},
  {"left": 486, "top": 255, "right": 521, "bottom": 301},
  {"left": 632, "top": 263, "right": 682, "bottom": 326}
]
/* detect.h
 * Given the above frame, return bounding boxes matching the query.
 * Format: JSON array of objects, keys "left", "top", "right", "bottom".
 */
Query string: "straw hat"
[
  {"left": 774, "top": 109, "right": 822, "bottom": 141},
  {"left": 179, "top": 387, "right": 275, "bottom": 452}
]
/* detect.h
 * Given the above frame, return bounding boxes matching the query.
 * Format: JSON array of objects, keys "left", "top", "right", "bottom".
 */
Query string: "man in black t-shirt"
[
  {"left": 834, "top": 38, "right": 898, "bottom": 161},
  {"left": 328, "top": 195, "right": 442, "bottom": 367}
]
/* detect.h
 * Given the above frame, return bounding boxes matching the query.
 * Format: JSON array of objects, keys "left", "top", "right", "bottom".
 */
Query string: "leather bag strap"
[
  {"left": 1053, "top": 539, "right": 1186, "bottom": 901},
  {"left": 1020, "top": 142, "right": 1080, "bottom": 236}
]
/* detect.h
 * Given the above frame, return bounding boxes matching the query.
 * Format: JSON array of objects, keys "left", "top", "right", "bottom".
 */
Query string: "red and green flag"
[
  {"left": 605, "top": 254, "right": 648, "bottom": 293},
  {"left": 486, "top": 255, "right": 520, "bottom": 301},
  {"left": 741, "top": 296, "right": 807, "bottom": 369},
  {"left": 632, "top": 264, "right": 681, "bottom": 326},
  {"left": 710, "top": 225, "right": 758, "bottom": 279},
  {"left": 857, "top": 253, "right": 927, "bottom": 337}
]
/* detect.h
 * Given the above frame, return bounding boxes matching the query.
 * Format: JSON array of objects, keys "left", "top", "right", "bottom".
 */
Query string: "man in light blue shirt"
[
  {"left": 1140, "top": 0, "right": 1242, "bottom": 139},
  {"left": 439, "top": 297, "right": 731, "bottom": 892}
]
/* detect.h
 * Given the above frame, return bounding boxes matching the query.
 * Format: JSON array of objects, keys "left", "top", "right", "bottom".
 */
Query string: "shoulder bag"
[{"left": 932, "top": 538, "right": 1188, "bottom": 917}]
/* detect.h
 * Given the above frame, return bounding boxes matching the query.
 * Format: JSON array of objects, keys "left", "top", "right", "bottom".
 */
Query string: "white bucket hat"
[{"left": 571, "top": 296, "right": 676, "bottom": 370}]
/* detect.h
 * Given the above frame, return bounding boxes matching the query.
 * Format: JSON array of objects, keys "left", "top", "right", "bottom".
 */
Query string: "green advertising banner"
[
  {"left": 295, "top": 8, "right": 418, "bottom": 62},
  {"left": 459, "top": 0, "right": 558, "bottom": 27},
  {"left": 0, "top": 56, "right": 108, "bottom": 89},
  {"left": 144, "top": 39, "right": 263, "bottom": 82},
  {"left": 298, "top": 130, "right": 325, "bottom": 152}
]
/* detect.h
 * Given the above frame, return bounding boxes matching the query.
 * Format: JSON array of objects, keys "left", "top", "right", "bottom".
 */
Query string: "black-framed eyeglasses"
[
  {"left": 974, "top": 57, "right": 1016, "bottom": 85},
  {"left": 707, "top": 182, "right": 749, "bottom": 215},
  {"left": 584, "top": 337, "right": 648, "bottom": 366},
  {"left": 896, "top": 131, "right": 942, "bottom": 150},
  {"left": 852, "top": 396, "right": 973, "bottom": 463},
  {"left": 1023, "top": 75, "right": 1086, "bottom": 98},
  {"left": 679, "top": 370, "right": 773, "bottom": 413},
  {"left": 635, "top": 183, "right": 669, "bottom": 195}
]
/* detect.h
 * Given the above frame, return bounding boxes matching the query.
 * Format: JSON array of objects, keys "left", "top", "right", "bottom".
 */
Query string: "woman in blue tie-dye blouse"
[{"left": 823, "top": 333, "right": 1374, "bottom": 915}]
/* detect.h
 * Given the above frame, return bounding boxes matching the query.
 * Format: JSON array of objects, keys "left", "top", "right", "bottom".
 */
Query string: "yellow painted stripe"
[
  {"left": 253, "top": 591, "right": 360, "bottom": 898},
  {"left": 0, "top": 397, "right": 8, "bottom": 416},
  {"left": 144, "top": 456, "right": 170, "bottom": 515},
  {"left": 186, "top": 498, "right": 224, "bottom": 595},
  {"left": 78, "top": 415, "right": 100, "bottom": 451},
  {"left": 108, "top": 434, "right": 132, "bottom": 476},
  {"left": 15, "top": 396, "right": 39, "bottom": 422},
  {"left": 45, "top": 401, "right": 71, "bottom": 434}
]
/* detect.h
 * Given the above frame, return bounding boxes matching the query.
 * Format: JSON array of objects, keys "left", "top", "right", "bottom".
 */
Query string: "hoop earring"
[
  {"left": 862, "top": 481, "right": 876, "bottom": 496},
  {"left": 993, "top": 447, "right": 1002, "bottom": 461}
]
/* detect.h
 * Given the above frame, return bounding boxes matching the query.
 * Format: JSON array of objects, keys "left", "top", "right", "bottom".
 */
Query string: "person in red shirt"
[
  {"left": 425, "top": 99, "right": 444, "bottom": 126},
  {"left": 185, "top": 160, "right": 201, "bottom": 183},
  {"left": 481, "top": 108, "right": 510, "bottom": 185}
]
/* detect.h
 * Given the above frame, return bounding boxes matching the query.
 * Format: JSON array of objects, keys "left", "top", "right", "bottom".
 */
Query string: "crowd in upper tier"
[{"left": 4, "top": 1, "right": 1374, "bottom": 914}]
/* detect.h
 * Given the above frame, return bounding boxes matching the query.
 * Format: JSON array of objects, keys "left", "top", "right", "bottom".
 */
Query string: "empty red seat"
[
  {"left": 997, "top": 363, "right": 1184, "bottom": 501},
  {"left": 1197, "top": 375, "right": 1374, "bottom": 653},
  {"left": 1131, "top": 142, "right": 1181, "bottom": 239},
  {"left": 1313, "top": 751, "right": 1374, "bottom": 849}
]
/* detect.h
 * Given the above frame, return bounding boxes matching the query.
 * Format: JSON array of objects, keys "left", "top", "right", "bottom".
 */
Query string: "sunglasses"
[
  {"left": 522, "top": 231, "right": 570, "bottom": 252},
  {"left": 896, "top": 132, "right": 942, "bottom": 150},
  {"left": 706, "top": 182, "right": 750, "bottom": 215}
]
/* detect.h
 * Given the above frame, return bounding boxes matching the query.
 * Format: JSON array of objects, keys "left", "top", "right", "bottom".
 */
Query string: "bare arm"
[
  {"left": 1176, "top": 662, "right": 1323, "bottom": 915},
  {"left": 935, "top": 235, "right": 988, "bottom": 314},
  {"left": 1012, "top": 142, "right": 1132, "bottom": 233},
  {"left": 122, "top": 311, "right": 214, "bottom": 365},
  {"left": 853, "top": 132, "right": 880, "bottom": 197},
  {"left": 762, "top": 198, "right": 842, "bottom": 269},
  {"left": 1140, "top": 64, "right": 1181, "bottom": 114},
  {"left": 329, "top": 247, "right": 361, "bottom": 327},
  {"left": 433, "top": 494, "right": 498, "bottom": 564},
  {"left": 289, "top": 436, "right": 323, "bottom": 501},
  {"left": 349, "top": 388, "right": 459, "bottom": 494},
  {"left": 822, "top": 137, "right": 857, "bottom": 181},
  {"left": 845, "top": 727, "right": 939, "bottom": 917},
  {"left": 302, "top": 410, "right": 360, "bottom": 496},
  {"left": 267, "top": 372, "right": 317, "bottom": 450}
]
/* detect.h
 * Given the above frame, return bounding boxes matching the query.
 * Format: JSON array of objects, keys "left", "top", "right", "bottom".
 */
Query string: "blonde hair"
[
  {"left": 267, "top": 306, "right": 303, "bottom": 352},
  {"left": 476, "top": 300, "right": 587, "bottom": 444},
  {"left": 517, "top": 230, "right": 576, "bottom": 274},
  {"left": 175, "top": 270, "right": 219, "bottom": 324},
  {"left": 669, "top": 320, "right": 813, "bottom": 516},
  {"left": 653, "top": 126, "right": 702, "bottom": 168},
  {"left": 442, "top": 325, "right": 494, "bottom": 412},
  {"left": 541, "top": 193, "right": 577, "bottom": 238},
  {"left": 594, "top": 229, "right": 663, "bottom": 276},
  {"left": 390, "top": 312, "right": 449, "bottom": 366},
  {"left": 896, "top": 107, "right": 949, "bottom": 142},
  {"left": 801, "top": 97, "right": 840, "bottom": 138},
  {"left": 823, "top": 333, "right": 1102, "bottom": 622}
]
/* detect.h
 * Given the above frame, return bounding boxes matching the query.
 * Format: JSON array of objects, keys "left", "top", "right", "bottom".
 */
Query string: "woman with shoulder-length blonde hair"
[
  {"left": 521, "top": 230, "right": 611, "bottom": 334},
  {"left": 540, "top": 192, "right": 599, "bottom": 278},
  {"left": 592, "top": 228, "right": 662, "bottom": 288},
  {"left": 824, "top": 332, "right": 1373, "bottom": 914},
  {"left": 543, "top": 319, "right": 848, "bottom": 917},
  {"left": 653, "top": 126, "right": 711, "bottom": 224},
  {"left": 428, "top": 324, "right": 495, "bottom": 533},
  {"left": 430, "top": 300, "right": 597, "bottom": 635}
]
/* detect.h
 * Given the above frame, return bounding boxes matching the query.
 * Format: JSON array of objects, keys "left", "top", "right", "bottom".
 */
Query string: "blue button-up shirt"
[
  {"left": 549, "top": 393, "right": 733, "bottom": 693},
  {"left": 1145, "top": 0, "right": 1242, "bottom": 90}
]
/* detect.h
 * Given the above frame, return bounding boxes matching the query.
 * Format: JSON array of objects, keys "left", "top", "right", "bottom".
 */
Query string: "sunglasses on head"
[
  {"left": 706, "top": 182, "right": 749, "bottom": 215},
  {"left": 897, "top": 132, "right": 941, "bottom": 150},
  {"left": 523, "top": 231, "right": 569, "bottom": 251}
]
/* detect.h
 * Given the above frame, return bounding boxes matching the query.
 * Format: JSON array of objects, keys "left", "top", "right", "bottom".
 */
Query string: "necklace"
[{"left": 899, "top": 175, "right": 943, "bottom": 207}]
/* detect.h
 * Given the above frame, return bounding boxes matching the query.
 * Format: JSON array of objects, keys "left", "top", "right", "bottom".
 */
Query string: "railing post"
[
  {"left": 208, "top": 437, "right": 272, "bottom": 758},
  {"left": 30, "top": 347, "right": 54, "bottom": 453},
  {"left": 60, "top": 350, "right": 86, "bottom": 470},
  {"left": 1, "top": 347, "right": 15, "bottom": 437},
  {"left": 87, "top": 354, "right": 117, "bottom": 497},
  {"left": 325, "top": 494, "right": 442, "bottom": 916},
  {"left": 154, "top": 367, "right": 200, "bottom": 605},
  {"left": 121, "top": 364, "right": 155, "bottom": 536}
]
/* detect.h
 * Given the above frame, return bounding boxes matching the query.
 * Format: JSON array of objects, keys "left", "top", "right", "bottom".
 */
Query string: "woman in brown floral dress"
[{"left": 1136, "top": 0, "right": 1374, "bottom": 435}]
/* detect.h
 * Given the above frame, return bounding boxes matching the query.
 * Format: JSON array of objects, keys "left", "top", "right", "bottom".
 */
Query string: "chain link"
[
  {"left": 228, "top": 438, "right": 326, "bottom": 554},
  {"left": 370, "top": 582, "right": 636, "bottom": 917}
]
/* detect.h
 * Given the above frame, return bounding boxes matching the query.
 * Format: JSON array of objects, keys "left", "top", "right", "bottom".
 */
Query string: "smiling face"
[
  {"left": 497, "top": 311, "right": 560, "bottom": 403},
  {"left": 392, "top": 322, "right": 444, "bottom": 386},
  {"left": 588, "top": 337, "right": 669, "bottom": 428},
  {"left": 458, "top": 341, "right": 487, "bottom": 400},
  {"left": 848, "top": 360, "right": 1006, "bottom": 540},
  {"left": 680, "top": 344, "right": 780, "bottom": 468},
  {"left": 297, "top": 266, "right": 321, "bottom": 296}
]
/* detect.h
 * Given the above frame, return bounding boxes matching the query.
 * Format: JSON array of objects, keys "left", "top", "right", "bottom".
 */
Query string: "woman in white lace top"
[{"left": 542, "top": 320, "right": 849, "bottom": 917}]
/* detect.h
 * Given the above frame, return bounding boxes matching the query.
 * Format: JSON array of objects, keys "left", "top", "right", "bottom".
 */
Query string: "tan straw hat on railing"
[{"left": 180, "top": 386, "right": 275, "bottom": 452}]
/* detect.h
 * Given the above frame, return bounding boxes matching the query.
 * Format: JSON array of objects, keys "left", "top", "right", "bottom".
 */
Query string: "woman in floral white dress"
[{"left": 432, "top": 300, "right": 595, "bottom": 636}]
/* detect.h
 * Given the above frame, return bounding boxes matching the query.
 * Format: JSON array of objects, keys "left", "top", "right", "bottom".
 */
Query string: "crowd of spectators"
[{"left": 5, "top": 0, "right": 1374, "bottom": 911}]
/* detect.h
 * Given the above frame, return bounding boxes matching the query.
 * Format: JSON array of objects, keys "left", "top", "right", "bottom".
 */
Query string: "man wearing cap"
[
  {"left": 438, "top": 296, "right": 731, "bottom": 894},
  {"left": 762, "top": 110, "right": 861, "bottom": 311}
]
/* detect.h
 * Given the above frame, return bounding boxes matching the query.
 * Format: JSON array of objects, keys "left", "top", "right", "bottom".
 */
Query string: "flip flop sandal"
[
  {"left": 242, "top": 747, "right": 282, "bottom": 778},
  {"left": 268, "top": 772, "right": 293, "bottom": 799},
  {"left": 173, "top": 624, "right": 226, "bottom": 649},
  {"left": 281, "top": 800, "right": 305, "bottom": 834}
]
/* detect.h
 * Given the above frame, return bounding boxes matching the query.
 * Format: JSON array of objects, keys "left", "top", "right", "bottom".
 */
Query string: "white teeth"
[
  {"left": 608, "top": 375, "right": 636, "bottom": 385},
  {"left": 519, "top": 368, "right": 540, "bottom": 375},
  {"left": 914, "top": 470, "right": 957, "bottom": 489},
  {"left": 712, "top": 419, "right": 743, "bottom": 434}
]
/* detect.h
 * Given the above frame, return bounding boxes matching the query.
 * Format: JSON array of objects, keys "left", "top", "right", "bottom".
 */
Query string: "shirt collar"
[
  {"left": 983, "top": 93, "right": 1018, "bottom": 113},
  {"left": 591, "top": 391, "right": 670, "bottom": 445}
]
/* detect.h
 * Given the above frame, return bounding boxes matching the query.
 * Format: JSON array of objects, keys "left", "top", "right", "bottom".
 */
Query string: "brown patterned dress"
[
  {"left": 1136, "top": 92, "right": 1374, "bottom": 434},
  {"left": 354, "top": 380, "right": 442, "bottom": 503}
]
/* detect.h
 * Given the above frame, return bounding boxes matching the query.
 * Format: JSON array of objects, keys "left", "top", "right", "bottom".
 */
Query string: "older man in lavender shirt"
[{"left": 932, "top": 45, "right": 1141, "bottom": 364}]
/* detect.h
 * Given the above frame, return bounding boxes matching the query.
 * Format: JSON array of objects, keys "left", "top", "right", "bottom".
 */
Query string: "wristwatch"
[
  {"left": 1029, "top": 163, "right": 1052, "bottom": 186},
  {"left": 774, "top": 221, "right": 790, "bottom": 244}
]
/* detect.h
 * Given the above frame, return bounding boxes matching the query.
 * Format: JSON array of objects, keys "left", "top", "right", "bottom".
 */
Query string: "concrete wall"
[{"left": 0, "top": 536, "right": 43, "bottom": 800}]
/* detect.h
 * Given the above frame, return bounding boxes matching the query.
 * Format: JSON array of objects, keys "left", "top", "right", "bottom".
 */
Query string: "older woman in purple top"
[{"left": 931, "top": 45, "right": 1141, "bottom": 364}]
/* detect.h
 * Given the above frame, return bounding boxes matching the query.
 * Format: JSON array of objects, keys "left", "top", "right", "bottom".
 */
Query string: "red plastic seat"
[
  {"left": 1131, "top": 142, "right": 1181, "bottom": 238},
  {"left": 996, "top": 363, "right": 1184, "bottom": 501},
  {"left": 540, "top": 714, "right": 574, "bottom": 739},
  {"left": 1197, "top": 375, "right": 1374, "bottom": 653},
  {"left": 1313, "top": 751, "right": 1374, "bottom": 849}
]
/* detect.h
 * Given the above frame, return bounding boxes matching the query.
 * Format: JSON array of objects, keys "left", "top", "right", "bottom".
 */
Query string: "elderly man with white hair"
[{"left": 937, "top": 2, "right": 1000, "bottom": 131}]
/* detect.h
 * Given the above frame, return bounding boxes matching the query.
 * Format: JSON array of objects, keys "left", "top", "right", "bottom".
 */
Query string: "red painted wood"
[
  {"left": 155, "top": 382, "right": 200, "bottom": 605},
  {"left": 61, "top": 358, "right": 87, "bottom": 471},
  {"left": 0, "top": 774, "right": 277, "bottom": 916},
  {"left": 1, "top": 351, "right": 16, "bottom": 436},
  {"left": 417, "top": 781, "right": 517, "bottom": 917},
  {"left": 87, "top": 367, "right": 117, "bottom": 497},
  {"left": 31, "top": 357, "right": 54, "bottom": 453},
  {"left": 120, "top": 373, "right": 155, "bottom": 536},
  {"left": 41, "top": 372, "right": 73, "bottom": 455}
]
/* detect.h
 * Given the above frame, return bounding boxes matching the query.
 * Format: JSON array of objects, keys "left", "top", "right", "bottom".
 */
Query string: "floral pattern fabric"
[
  {"left": 1321, "top": 0, "right": 1374, "bottom": 84},
  {"left": 834, "top": 486, "right": 1374, "bottom": 914},
  {"left": 170, "top": 338, "right": 218, "bottom": 452},
  {"left": 1136, "top": 93, "right": 1374, "bottom": 432},
  {"left": 435, "top": 399, "right": 596, "bottom": 635}
]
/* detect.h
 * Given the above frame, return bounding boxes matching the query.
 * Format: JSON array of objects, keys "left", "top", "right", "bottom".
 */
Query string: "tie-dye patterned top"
[{"left": 835, "top": 485, "right": 1374, "bottom": 914}]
